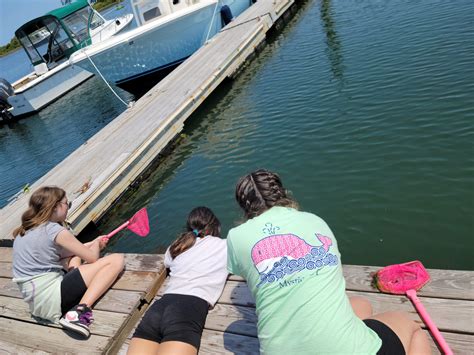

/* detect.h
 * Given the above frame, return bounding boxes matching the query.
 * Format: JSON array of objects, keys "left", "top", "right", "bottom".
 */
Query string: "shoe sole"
[{"left": 59, "top": 318, "right": 90, "bottom": 338}]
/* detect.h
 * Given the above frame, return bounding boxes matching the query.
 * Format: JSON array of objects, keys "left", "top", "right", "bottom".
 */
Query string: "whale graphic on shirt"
[{"left": 251, "top": 232, "right": 338, "bottom": 286}]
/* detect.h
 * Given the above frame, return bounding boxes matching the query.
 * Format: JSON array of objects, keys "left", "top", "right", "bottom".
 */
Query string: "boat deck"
[{"left": 1, "top": 247, "right": 473, "bottom": 354}]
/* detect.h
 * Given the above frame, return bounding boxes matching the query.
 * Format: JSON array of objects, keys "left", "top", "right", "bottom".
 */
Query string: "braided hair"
[
  {"left": 169, "top": 206, "right": 221, "bottom": 259},
  {"left": 235, "top": 169, "right": 298, "bottom": 219}
]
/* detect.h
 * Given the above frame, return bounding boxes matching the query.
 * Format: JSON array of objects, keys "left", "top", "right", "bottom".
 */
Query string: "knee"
[
  {"left": 349, "top": 295, "right": 373, "bottom": 319},
  {"left": 107, "top": 253, "right": 125, "bottom": 271}
]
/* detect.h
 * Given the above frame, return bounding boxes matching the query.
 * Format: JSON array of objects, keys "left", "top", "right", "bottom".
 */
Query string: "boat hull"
[
  {"left": 70, "top": 0, "right": 252, "bottom": 96},
  {"left": 7, "top": 13, "right": 134, "bottom": 118},
  {"left": 8, "top": 66, "right": 93, "bottom": 117}
]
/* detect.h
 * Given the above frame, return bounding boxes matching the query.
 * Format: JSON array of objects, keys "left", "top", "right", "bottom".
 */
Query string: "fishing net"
[
  {"left": 373, "top": 260, "right": 430, "bottom": 294},
  {"left": 127, "top": 208, "right": 149, "bottom": 237}
]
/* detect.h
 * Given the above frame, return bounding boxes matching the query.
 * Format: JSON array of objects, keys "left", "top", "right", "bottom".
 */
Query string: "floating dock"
[
  {"left": 1, "top": 247, "right": 472, "bottom": 354},
  {"left": 0, "top": 0, "right": 295, "bottom": 241}
]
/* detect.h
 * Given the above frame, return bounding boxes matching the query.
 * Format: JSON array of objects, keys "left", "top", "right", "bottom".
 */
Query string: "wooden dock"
[
  {"left": 1, "top": 246, "right": 473, "bottom": 354},
  {"left": 0, "top": 248, "right": 165, "bottom": 354},
  {"left": 126, "top": 265, "right": 473, "bottom": 354},
  {"left": 0, "top": 0, "right": 295, "bottom": 241}
]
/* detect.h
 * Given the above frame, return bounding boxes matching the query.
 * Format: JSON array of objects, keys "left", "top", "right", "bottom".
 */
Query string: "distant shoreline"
[{"left": 0, "top": 46, "right": 22, "bottom": 58}]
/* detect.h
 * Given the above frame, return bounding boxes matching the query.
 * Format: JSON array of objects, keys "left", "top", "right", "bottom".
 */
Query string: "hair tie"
[{"left": 192, "top": 229, "right": 199, "bottom": 237}]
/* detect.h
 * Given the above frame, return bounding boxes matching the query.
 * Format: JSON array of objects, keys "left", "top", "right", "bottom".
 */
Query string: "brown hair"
[
  {"left": 12, "top": 186, "right": 66, "bottom": 238},
  {"left": 169, "top": 206, "right": 221, "bottom": 259},
  {"left": 235, "top": 169, "right": 298, "bottom": 220}
]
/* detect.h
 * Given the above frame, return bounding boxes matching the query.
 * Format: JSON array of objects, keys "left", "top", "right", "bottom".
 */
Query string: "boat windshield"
[
  {"left": 62, "top": 7, "right": 104, "bottom": 46},
  {"left": 17, "top": 17, "right": 75, "bottom": 67}
]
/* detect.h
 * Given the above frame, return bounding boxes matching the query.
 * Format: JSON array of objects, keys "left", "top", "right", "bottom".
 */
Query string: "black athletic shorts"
[
  {"left": 60, "top": 268, "right": 87, "bottom": 315},
  {"left": 364, "top": 319, "right": 406, "bottom": 355},
  {"left": 133, "top": 293, "right": 209, "bottom": 349}
]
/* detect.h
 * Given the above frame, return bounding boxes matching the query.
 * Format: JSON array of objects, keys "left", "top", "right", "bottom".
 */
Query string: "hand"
[{"left": 94, "top": 235, "right": 109, "bottom": 251}]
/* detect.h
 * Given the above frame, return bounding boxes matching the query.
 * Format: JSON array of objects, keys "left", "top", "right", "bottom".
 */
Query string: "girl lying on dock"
[
  {"left": 227, "top": 169, "right": 431, "bottom": 354},
  {"left": 12, "top": 186, "right": 124, "bottom": 339},
  {"left": 128, "top": 206, "right": 228, "bottom": 355}
]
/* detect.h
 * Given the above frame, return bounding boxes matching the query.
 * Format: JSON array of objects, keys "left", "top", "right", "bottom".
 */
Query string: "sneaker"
[{"left": 59, "top": 304, "right": 94, "bottom": 338}]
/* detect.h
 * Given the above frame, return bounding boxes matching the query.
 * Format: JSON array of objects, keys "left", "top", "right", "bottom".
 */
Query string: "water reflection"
[{"left": 320, "top": 0, "right": 345, "bottom": 85}]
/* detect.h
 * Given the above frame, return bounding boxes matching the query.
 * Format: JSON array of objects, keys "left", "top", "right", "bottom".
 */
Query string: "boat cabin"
[
  {"left": 15, "top": 0, "right": 107, "bottom": 74},
  {"left": 131, "top": 0, "right": 196, "bottom": 26}
]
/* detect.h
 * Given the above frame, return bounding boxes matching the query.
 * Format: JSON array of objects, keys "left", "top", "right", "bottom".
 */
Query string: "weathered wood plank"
[
  {"left": 0, "top": 277, "right": 20, "bottom": 298},
  {"left": 110, "top": 270, "right": 157, "bottom": 292},
  {"left": 0, "top": 296, "right": 127, "bottom": 338},
  {"left": 0, "top": 318, "right": 108, "bottom": 354},
  {"left": 0, "top": 340, "right": 51, "bottom": 355},
  {"left": 123, "top": 253, "right": 164, "bottom": 273},
  {"left": 342, "top": 265, "right": 474, "bottom": 300},
  {"left": 94, "top": 289, "right": 143, "bottom": 314},
  {"left": 0, "top": 248, "right": 12, "bottom": 262},
  {"left": 0, "top": 262, "right": 11, "bottom": 278}
]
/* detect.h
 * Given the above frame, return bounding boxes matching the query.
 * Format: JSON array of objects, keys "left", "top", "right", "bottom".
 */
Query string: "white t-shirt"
[{"left": 164, "top": 236, "right": 228, "bottom": 306}]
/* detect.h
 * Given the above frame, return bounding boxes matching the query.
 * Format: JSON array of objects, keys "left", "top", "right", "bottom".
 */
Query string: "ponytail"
[{"left": 168, "top": 207, "right": 221, "bottom": 259}]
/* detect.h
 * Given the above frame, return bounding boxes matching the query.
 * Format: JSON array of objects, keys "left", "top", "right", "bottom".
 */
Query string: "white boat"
[
  {"left": 69, "top": 0, "right": 253, "bottom": 96},
  {"left": 0, "top": 0, "right": 133, "bottom": 120}
]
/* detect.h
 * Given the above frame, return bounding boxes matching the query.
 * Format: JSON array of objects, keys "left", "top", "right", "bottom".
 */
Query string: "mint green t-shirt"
[{"left": 227, "top": 207, "right": 381, "bottom": 354}]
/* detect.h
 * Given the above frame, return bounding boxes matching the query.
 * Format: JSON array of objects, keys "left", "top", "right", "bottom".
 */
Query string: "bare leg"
[
  {"left": 158, "top": 341, "right": 197, "bottom": 355},
  {"left": 67, "top": 256, "right": 82, "bottom": 270},
  {"left": 349, "top": 296, "right": 373, "bottom": 320},
  {"left": 77, "top": 253, "right": 124, "bottom": 307},
  {"left": 369, "top": 311, "right": 431, "bottom": 355},
  {"left": 128, "top": 338, "right": 160, "bottom": 355}
]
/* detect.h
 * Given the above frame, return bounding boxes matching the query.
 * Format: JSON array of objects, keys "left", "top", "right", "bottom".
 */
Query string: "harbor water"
[{"left": 1, "top": 0, "right": 473, "bottom": 270}]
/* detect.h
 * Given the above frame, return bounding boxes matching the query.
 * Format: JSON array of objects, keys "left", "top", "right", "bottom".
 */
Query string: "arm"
[{"left": 55, "top": 229, "right": 103, "bottom": 264}]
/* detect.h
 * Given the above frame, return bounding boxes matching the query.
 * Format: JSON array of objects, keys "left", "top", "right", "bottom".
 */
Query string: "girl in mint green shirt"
[{"left": 227, "top": 169, "right": 431, "bottom": 354}]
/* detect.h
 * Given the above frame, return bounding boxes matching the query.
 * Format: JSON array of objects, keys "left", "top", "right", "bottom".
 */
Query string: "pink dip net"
[
  {"left": 127, "top": 208, "right": 150, "bottom": 237},
  {"left": 373, "top": 260, "right": 430, "bottom": 294}
]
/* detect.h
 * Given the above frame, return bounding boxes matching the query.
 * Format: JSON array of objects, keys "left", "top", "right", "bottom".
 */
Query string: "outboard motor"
[
  {"left": 0, "top": 78, "right": 14, "bottom": 122},
  {"left": 220, "top": 5, "right": 234, "bottom": 26}
]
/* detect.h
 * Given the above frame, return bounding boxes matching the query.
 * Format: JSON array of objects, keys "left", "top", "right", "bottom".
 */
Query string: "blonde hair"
[{"left": 12, "top": 186, "right": 66, "bottom": 238}]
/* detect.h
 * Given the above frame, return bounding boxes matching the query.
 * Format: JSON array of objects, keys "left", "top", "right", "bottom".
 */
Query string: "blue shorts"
[{"left": 133, "top": 294, "right": 209, "bottom": 349}]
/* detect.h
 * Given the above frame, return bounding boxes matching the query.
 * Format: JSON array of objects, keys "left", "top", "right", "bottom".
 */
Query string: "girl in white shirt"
[{"left": 128, "top": 206, "right": 228, "bottom": 355}]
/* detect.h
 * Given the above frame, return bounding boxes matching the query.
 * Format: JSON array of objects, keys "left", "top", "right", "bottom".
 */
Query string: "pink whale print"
[{"left": 251, "top": 233, "right": 332, "bottom": 274}]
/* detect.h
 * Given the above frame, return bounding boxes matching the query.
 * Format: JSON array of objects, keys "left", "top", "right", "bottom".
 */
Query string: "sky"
[{"left": 0, "top": 0, "right": 62, "bottom": 46}]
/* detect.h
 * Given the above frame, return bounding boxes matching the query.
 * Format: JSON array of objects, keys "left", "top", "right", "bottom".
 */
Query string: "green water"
[{"left": 76, "top": 0, "right": 474, "bottom": 270}]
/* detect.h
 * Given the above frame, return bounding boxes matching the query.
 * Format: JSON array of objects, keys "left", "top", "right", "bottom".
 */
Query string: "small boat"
[
  {"left": 69, "top": 0, "right": 254, "bottom": 96},
  {"left": 0, "top": 0, "right": 133, "bottom": 121}
]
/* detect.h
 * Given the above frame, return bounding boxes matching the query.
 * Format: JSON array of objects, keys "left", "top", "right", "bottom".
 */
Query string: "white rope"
[
  {"left": 205, "top": 0, "right": 221, "bottom": 43},
  {"left": 81, "top": 49, "right": 132, "bottom": 108}
]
